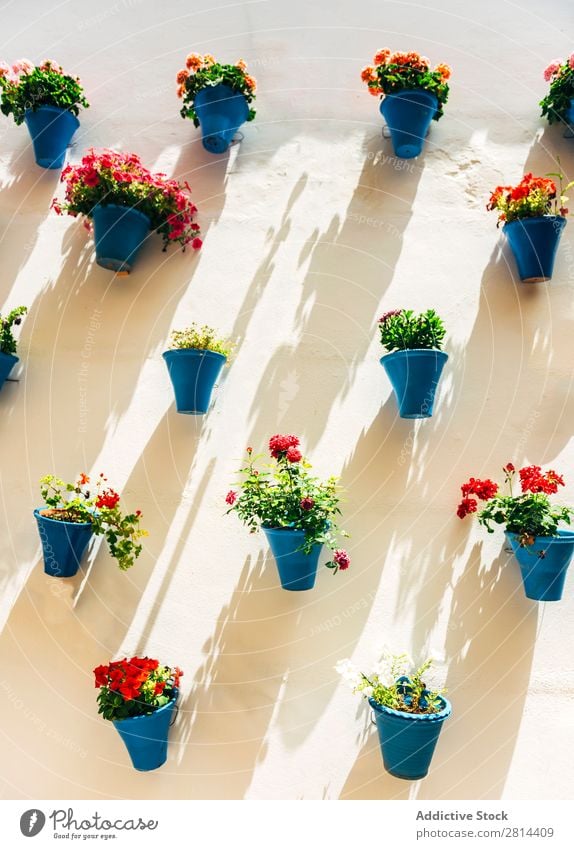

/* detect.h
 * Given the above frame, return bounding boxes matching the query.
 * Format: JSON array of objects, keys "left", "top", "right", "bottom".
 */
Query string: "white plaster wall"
[{"left": 1, "top": 0, "right": 573, "bottom": 801}]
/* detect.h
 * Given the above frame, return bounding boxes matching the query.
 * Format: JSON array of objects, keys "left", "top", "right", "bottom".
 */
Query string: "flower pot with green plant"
[
  {"left": 540, "top": 55, "right": 574, "bottom": 128},
  {"left": 35, "top": 473, "right": 147, "bottom": 577},
  {"left": 177, "top": 53, "right": 256, "bottom": 153},
  {"left": 0, "top": 306, "right": 27, "bottom": 390},
  {"left": 53, "top": 149, "right": 202, "bottom": 273},
  {"left": 457, "top": 463, "right": 574, "bottom": 601},
  {"left": 337, "top": 653, "right": 451, "bottom": 780},
  {"left": 378, "top": 309, "right": 448, "bottom": 418},
  {"left": 162, "top": 323, "right": 232, "bottom": 414},
  {"left": 226, "top": 435, "right": 351, "bottom": 591},
  {"left": 0, "top": 59, "right": 88, "bottom": 169},
  {"left": 94, "top": 657, "right": 183, "bottom": 771}
]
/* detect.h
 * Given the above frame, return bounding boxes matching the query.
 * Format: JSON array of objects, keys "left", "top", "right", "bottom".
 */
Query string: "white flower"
[
  {"left": 361, "top": 685, "right": 374, "bottom": 698},
  {"left": 335, "top": 658, "right": 362, "bottom": 689}
]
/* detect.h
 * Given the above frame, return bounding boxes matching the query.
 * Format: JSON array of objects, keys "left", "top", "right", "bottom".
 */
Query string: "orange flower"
[
  {"left": 435, "top": 62, "right": 451, "bottom": 80},
  {"left": 373, "top": 49, "right": 390, "bottom": 66},
  {"left": 244, "top": 74, "right": 256, "bottom": 90},
  {"left": 176, "top": 84, "right": 185, "bottom": 98},
  {"left": 176, "top": 69, "right": 189, "bottom": 84},
  {"left": 203, "top": 53, "right": 216, "bottom": 65},
  {"left": 368, "top": 86, "right": 383, "bottom": 96},
  {"left": 79, "top": 473, "right": 90, "bottom": 485},
  {"left": 185, "top": 53, "right": 203, "bottom": 71},
  {"left": 361, "top": 65, "right": 376, "bottom": 83},
  {"left": 236, "top": 58, "right": 247, "bottom": 71}
]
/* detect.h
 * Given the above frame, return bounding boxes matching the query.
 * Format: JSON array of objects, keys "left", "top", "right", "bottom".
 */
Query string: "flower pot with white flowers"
[
  {"left": 162, "top": 324, "right": 232, "bottom": 414},
  {"left": 0, "top": 306, "right": 27, "bottom": 390},
  {"left": 226, "top": 435, "right": 351, "bottom": 591},
  {"left": 94, "top": 657, "right": 183, "bottom": 771},
  {"left": 35, "top": 473, "right": 147, "bottom": 577},
  {"left": 457, "top": 463, "right": 574, "bottom": 601},
  {"left": 0, "top": 58, "right": 88, "bottom": 169},
  {"left": 337, "top": 653, "right": 451, "bottom": 780}
]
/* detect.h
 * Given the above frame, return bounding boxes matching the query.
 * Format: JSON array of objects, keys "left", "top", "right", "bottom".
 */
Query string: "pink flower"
[
  {"left": 83, "top": 169, "right": 99, "bottom": 187},
  {"left": 544, "top": 60, "right": 562, "bottom": 82},
  {"left": 191, "top": 237, "right": 203, "bottom": 250},
  {"left": 333, "top": 549, "right": 351, "bottom": 571},
  {"left": 225, "top": 490, "right": 237, "bottom": 505},
  {"left": 569, "top": 54, "right": 574, "bottom": 70},
  {"left": 0, "top": 61, "right": 10, "bottom": 77},
  {"left": 300, "top": 497, "right": 315, "bottom": 511}
]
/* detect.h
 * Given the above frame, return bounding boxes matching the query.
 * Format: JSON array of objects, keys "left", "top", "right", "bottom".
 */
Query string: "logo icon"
[{"left": 19, "top": 809, "right": 46, "bottom": 837}]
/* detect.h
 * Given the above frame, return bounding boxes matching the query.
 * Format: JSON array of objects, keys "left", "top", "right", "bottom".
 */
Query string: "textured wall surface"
[{"left": 1, "top": 0, "right": 573, "bottom": 801}]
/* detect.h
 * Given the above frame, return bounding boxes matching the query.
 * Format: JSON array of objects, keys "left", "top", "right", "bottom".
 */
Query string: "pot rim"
[
  {"left": 382, "top": 88, "right": 439, "bottom": 103},
  {"left": 111, "top": 691, "right": 179, "bottom": 725},
  {"left": 262, "top": 524, "right": 307, "bottom": 535},
  {"left": 369, "top": 695, "right": 451, "bottom": 722},
  {"left": 92, "top": 203, "right": 151, "bottom": 226},
  {"left": 380, "top": 348, "right": 449, "bottom": 363},
  {"left": 503, "top": 215, "right": 567, "bottom": 229},
  {"left": 194, "top": 83, "right": 247, "bottom": 99},
  {"left": 505, "top": 529, "right": 574, "bottom": 545},
  {"left": 162, "top": 348, "right": 227, "bottom": 362},
  {"left": 24, "top": 104, "right": 80, "bottom": 124},
  {"left": 34, "top": 506, "right": 93, "bottom": 528}
]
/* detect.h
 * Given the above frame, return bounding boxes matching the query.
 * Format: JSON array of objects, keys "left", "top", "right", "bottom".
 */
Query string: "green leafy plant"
[
  {"left": 0, "top": 306, "right": 27, "bottom": 355},
  {"left": 94, "top": 657, "right": 183, "bottom": 721},
  {"left": 378, "top": 309, "right": 446, "bottom": 352},
  {"left": 336, "top": 653, "right": 444, "bottom": 714},
  {"left": 226, "top": 435, "right": 351, "bottom": 573},
  {"left": 540, "top": 56, "right": 574, "bottom": 125},
  {"left": 168, "top": 323, "right": 233, "bottom": 358},
  {"left": 457, "top": 463, "right": 573, "bottom": 545},
  {"left": 39, "top": 473, "right": 147, "bottom": 571},
  {"left": 362, "top": 49, "right": 451, "bottom": 120},
  {"left": 487, "top": 169, "right": 573, "bottom": 226},
  {"left": 177, "top": 53, "right": 256, "bottom": 126},
  {"left": 0, "top": 59, "right": 88, "bottom": 125}
]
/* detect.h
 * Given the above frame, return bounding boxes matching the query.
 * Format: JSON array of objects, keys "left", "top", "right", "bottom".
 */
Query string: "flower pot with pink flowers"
[
  {"left": 177, "top": 53, "right": 256, "bottom": 154},
  {"left": 163, "top": 323, "right": 233, "bottom": 414},
  {"left": 362, "top": 49, "right": 451, "bottom": 158},
  {"left": 336, "top": 653, "right": 451, "bottom": 780},
  {"left": 0, "top": 59, "right": 88, "bottom": 169},
  {"left": 53, "top": 149, "right": 202, "bottom": 273},
  {"left": 487, "top": 171, "right": 572, "bottom": 282},
  {"left": 540, "top": 55, "right": 574, "bottom": 128},
  {"left": 0, "top": 306, "right": 27, "bottom": 391},
  {"left": 94, "top": 657, "right": 183, "bottom": 771},
  {"left": 457, "top": 463, "right": 574, "bottom": 601},
  {"left": 379, "top": 309, "right": 448, "bottom": 418},
  {"left": 35, "top": 473, "right": 147, "bottom": 577},
  {"left": 226, "top": 435, "right": 351, "bottom": 591}
]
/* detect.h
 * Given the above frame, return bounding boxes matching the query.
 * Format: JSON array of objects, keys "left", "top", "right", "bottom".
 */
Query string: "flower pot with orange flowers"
[
  {"left": 0, "top": 59, "right": 88, "bottom": 169},
  {"left": 457, "top": 464, "right": 574, "bottom": 601},
  {"left": 0, "top": 306, "right": 27, "bottom": 391},
  {"left": 94, "top": 658, "right": 183, "bottom": 771},
  {"left": 177, "top": 54, "right": 256, "bottom": 154},
  {"left": 53, "top": 149, "right": 202, "bottom": 273},
  {"left": 35, "top": 473, "right": 147, "bottom": 577},
  {"left": 226, "top": 436, "right": 351, "bottom": 591},
  {"left": 487, "top": 171, "right": 572, "bottom": 282},
  {"left": 362, "top": 49, "right": 451, "bottom": 159}
]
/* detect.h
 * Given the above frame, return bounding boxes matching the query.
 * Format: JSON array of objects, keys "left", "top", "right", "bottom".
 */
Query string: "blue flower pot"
[
  {"left": 380, "top": 89, "right": 438, "bottom": 159},
  {"left": 380, "top": 349, "right": 448, "bottom": 419},
  {"left": 92, "top": 204, "right": 151, "bottom": 273},
  {"left": 194, "top": 84, "right": 250, "bottom": 154},
  {"left": 113, "top": 694, "right": 178, "bottom": 771},
  {"left": 505, "top": 530, "right": 574, "bottom": 601},
  {"left": 503, "top": 216, "right": 566, "bottom": 282},
  {"left": 34, "top": 507, "right": 93, "bottom": 578},
  {"left": 262, "top": 527, "right": 322, "bottom": 591},
  {"left": 24, "top": 106, "right": 79, "bottom": 169},
  {"left": 162, "top": 348, "right": 226, "bottom": 414},
  {"left": 369, "top": 696, "right": 451, "bottom": 780},
  {"left": 0, "top": 352, "right": 18, "bottom": 389},
  {"left": 566, "top": 98, "right": 574, "bottom": 125}
]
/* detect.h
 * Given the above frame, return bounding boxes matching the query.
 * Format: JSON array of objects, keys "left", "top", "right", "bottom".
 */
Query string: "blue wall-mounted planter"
[
  {"left": 505, "top": 530, "right": 574, "bottom": 601},
  {"left": 24, "top": 106, "right": 79, "bottom": 169},
  {"left": 380, "top": 89, "right": 438, "bottom": 159},
  {"left": 34, "top": 507, "right": 93, "bottom": 578},
  {"left": 0, "top": 352, "right": 18, "bottom": 390},
  {"left": 113, "top": 694, "right": 178, "bottom": 771},
  {"left": 369, "top": 696, "right": 451, "bottom": 780},
  {"left": 503, "top": 216, "right": 566, "bottom": 282},
  {"left": 162, "top": 348, "right": 226, "bottom": 414},
  {"left": 380, "top": 348, "right": 448, "bottom": 419},
  {"left": 92, "top": 204, "right": 151, "bottom": 273},
  {"left": 263, "top": 526, "right": 322, "bottom": 591},
  {"left": 194, "top": 84, "right": 249, "bottom": 154},
  {"left": 566, "top": 98, "right": 574, "bottom": 125}
]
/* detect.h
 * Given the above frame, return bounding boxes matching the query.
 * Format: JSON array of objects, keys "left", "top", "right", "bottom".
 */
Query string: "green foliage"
[
  {"left": 540, "top": 61, "right": 574, "bottom": 125},
  {"left": 0, "top": 306, "right": 27, "bottom": 355},
  {"left": 375, "top": 66, "right": 448, "bottom": 119},
  {"left": 0, "top": 62, "right": 88, "bottom": 125},
  {"left": 378, "top": 309, "right": 446, "bottom": 352},
  {"left": 478, "top": 492, "right": 573, "bottom": 541},
  {"left": 169, "top": 323, "right": 233, "bottom": 358},
  {"left": 178, "top": 54, "right": 256, "bottom": 127},
  {"left": 337, "top": 654, "right": 445, "bottom": 715}
]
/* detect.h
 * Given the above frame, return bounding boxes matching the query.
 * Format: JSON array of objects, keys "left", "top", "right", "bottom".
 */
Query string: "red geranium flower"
[
  {"left": 225, "top": 490, "right": 237, "bottom": 505},
  {"left": 95, "top": 488, "right": 120, "bottom": 510},
  {"left": 333, "top": 549, "right": 351, "bottom": 570},
  {"left": 286, "top": 446, "right": 302, "bottom": 463},
  {"left": 300, "top": 497, "right": 315, "bottom": 511},
  {"left": 269, "top": 434, "right": 300, "bottom": 459},
  {"left": 456, "top": 496, "right": 478, "bottom": 519}
]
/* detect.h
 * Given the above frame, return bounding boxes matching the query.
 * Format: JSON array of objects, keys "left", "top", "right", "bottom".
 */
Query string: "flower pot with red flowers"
[
  {"left": 487, "top": 171, "right": 572, "bottom": 282},
  {"left": 94, "top": 657, "right": 183, "bottom": 771},
  {"left": 162, "top": 323, "right": 233, "bottom": 414},
  {"left": 362, "top": 49, "right": 451, "bottom": 159},
  {"left": 177, "top": 54, "right": 256, "bottom": 154},
  {"left": 540, "top": 55, "right": 574, "bottom": 129},
  {"left": 35, "top": 473, "right": 147, "bottom": 577},
  {"left": 0, "top": 306, "right": 26, "bottom": 391},
  {"left": 337, "top": 653, "right": 451, "bottom": 780},
  {"left": 226, "top": 436, "right": 351, "bottom": 591},
  {"left": 457, "top": 464, "right": 574, "bottom": 601},
  {"left": 53, "top": 149, "right": 202, "bottom": 273},
  {"left": 0, "top": 59, "right": 88, "bottom": 169},
  {"left": 378, "top": 309, "right": 448, "bottom": 419}
]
